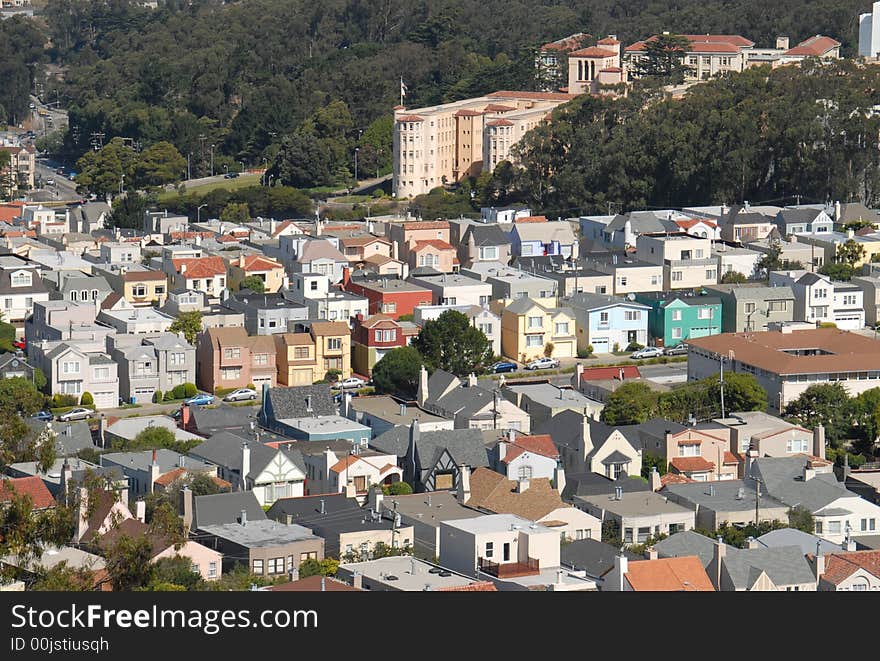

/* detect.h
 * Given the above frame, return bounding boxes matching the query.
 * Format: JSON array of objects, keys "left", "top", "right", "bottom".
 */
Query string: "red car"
[{"left": 13, "top": 339, "right": 25, "bottom": 351}]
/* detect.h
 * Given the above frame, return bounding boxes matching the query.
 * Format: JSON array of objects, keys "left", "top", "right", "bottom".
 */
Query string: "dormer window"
[{"left": 10, "top": 271, "right": 32, "bottom": 288}]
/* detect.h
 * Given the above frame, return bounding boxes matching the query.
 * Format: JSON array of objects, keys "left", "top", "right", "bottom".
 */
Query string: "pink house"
[{"left": 196, "top": 326, "right": 277, "bottom": 393}]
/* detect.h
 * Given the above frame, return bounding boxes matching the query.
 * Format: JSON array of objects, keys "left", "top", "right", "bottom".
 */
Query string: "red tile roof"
[
  {"left": 240, "top": 255, "right": 282, "bottom": 272},
  {"left": 541, "top": 33, "right": 592, "bottom": 52},
  {"left": 784, "top": 35, "right": 840, "bottom": 57},
  {"left": 676, "top": 217, "right": 717, "bottom": 230},
  {"left": 172, "top": 256, "right": 227, "bottom": 278},
  {"left": 723, "top": 451, "right": 740, "bottom": 465},
  {"left": 570, "top": 46, "right": 618, "bottom": 58},
  {"left": 329, "top": 455, "right": 360, "bottom": 474},
  {"left": 660, "top": 472, "right": 695, "bottom": 486},
  {"left": 669, "top": 457, "right": 715, "bottom": 473},
  {"left": 515, "top": 215, "right": 547, "bottom": 223},
  {"left": 0, "top": 476, "right": 55, "bottom": 509},
  {"left": 486, "top": 119, "right": 514, "bottom": 127},
  {"left": 412, "top": 239, "right": 454, "bottom": 251},
  {"left": 579, "top": 365, "right": 641, "bottom": 382},
  {"left": 401, "top": 221, "right": 449, "bottom": 231},
  {"left": 488, "top": 90, "right": 576, "bottom": 101},
  {"left": 216, "top": 235, "right": 239, "bottom": 243},
  {"left": 483, "top": 104, "right": 516, "bottom": 112},
  {"left": 500, "top": 434, "right": 559, "bottom": 464},
  {"left": 397, "top": 115, "right": 424, "bottom": 122},
  {"left": 626, "top": 34, "right": 752, "bottom": 53},
  {"left": 599, "top": 67, "right": 623, "bottom": 73},
  {"left": 816, "top": 551, "right": 880, "bottom": 585},
  {"left": 454, "top": 109, "right": 483, "bottom": 117},
  {"left": 597, "top": 37, "right": 620, "bottom": 46},
  {"left": 625, "top": 557, "right": 715, "bottom": 591}
]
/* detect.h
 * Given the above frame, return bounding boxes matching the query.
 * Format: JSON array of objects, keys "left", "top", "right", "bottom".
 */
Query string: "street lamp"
[
  {"left": 239, "top": 160, "right": 245, "bottom": 173},
  {"left": 210, "top": 144, "right": 215, "bottom": 177},
  {"left": 354, "top": 147, "right": 359, "bottom": 184},
  {"left": 224, "top": 163, "right": 229, "bottom": 174},
  {"left": 197, "top": 203, "right": 207, "bottom": 224}
]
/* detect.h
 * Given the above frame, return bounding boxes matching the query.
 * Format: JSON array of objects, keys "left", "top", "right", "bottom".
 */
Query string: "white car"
[
  {"left": 338, "top": 376, "right": 368, "bottom": 389},
  {"left": 525, "top": 357, "right": 560, "bottom": 370},
  {"left": 223, "top": 388, "right": 258, "bottom": 402},
  {"left": 56, "top": 407, "right": 94, "bottom": 422},
  {"left": 630, "top": 346, "right": 664, "bottom": 359}
]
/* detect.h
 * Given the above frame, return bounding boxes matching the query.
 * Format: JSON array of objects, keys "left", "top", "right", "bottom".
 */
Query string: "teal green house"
[{"left": 633, "top": 292, "right": 722, "bottom": 347}]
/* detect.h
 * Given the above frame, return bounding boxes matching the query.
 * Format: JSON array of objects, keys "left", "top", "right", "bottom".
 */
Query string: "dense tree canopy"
[
  {"left": 372, "top": 346, "right": 422, "bottom": 399},
  {"left": 412, "top": 310, "right": 493, "bottom": 376}
]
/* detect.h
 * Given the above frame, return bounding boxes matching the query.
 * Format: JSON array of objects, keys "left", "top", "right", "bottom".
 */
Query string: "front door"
[
  {"left": 627, "top": 330, "right": 638, "bottom": 345},
  {"left": 503, "top": 543, "right": 511, "bottom": 562}
]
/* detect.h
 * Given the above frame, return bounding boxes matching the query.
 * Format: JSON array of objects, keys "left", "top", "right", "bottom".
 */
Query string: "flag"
[{"left": 400, "top": 78, "right": 408, "bottom": 98}]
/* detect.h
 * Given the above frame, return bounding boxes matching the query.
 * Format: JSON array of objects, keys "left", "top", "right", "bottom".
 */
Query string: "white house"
[{"left": 769, "top": 270, "right": 865, "bottom": 329}]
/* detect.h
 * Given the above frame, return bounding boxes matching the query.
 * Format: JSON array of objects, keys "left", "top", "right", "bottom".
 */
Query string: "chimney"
[
  {"left": 814, "top": 554, "right": 825, "bottom": 582},
  {"left": 713, "top": 536, "right": 726, "bottom": 590},
  {"left": 649, "top": 466, "right": 661, "bottom": 492},
  {"left": 843, "top": 536, "right": 856, "bottom": 552},
  {"left": 75, "top": 487, "right": 90, "bottom": 542},
  {"left": 149, "top": 449, "right": 160, "bottom": 494},
  {"left": 180, "top": 263, "right": 187, "bottom": 274},
  {"left": 835, "top": 200, "right": 841, "bottom": 221},
  {"left": 467, "top": 373, "right": 477, "bottom": 387},
  {"left": 614, "top": 553, "right": 628, "bottom": 591},
  {"left": 614, "top": 485, "right": 623, "bottom": 500},
  {"left": 457, "top": 465, "right": 471, "bottom": 504},
  {"left": 803, "top": 466, "right": 816, "bottom": 481},
  {"left": 745, "top": 536, "right": 759, "bottom": 549},
  {"left": 343, "top": 392, "right": 352, "bottom": 417},
  {"left": 581, "top": 415, "right": 594, "bottom": 463},
  {"left": 341, "top": 266, "right": 351, "bottom": 289},
  {"left": 847, "top": 228, "right": 855, "bottom": 240},
  {"left": 315, "top": 218, "right": 322, "bottom": 236},
  {"left": 180, "top": 403, "right": 191, "bottom": 430},
  {"left": 180, "top": 486, "right": 193, "bottom": 532},
  {"left": 240, "top": 442, "right": 251, "bottom": 491},
  {"left": 351, "top": 571, "right": 363, "bottom": 590},
  {"left": 554, "top": 463, "right": 566, "bottom": 495},
  {"left": 60, "top": 458, "right": 73, "bottom": 503},
  {"left": 575, "top": 363, "right": 584, "bottom": 389},
  {"left": 368, "top": 485, "right": 384, "bottom": 512},
  {"left": 516, "top": 477, "right": 530, "bottom": 493},
  {"left": 776, "top": 36, "right": 790, "bottom": 49},
  {"left": 813, "top": 424, "right": 826, "bottom": 460},
  {"left": 497, "top": 440, "right": 507, "bottom": 463},
  {"left": 239, "top": 509, "right": 247, "bottom": 526},
  {"left": 344, "top": 480, "right": 357, "bottom": 499},
  {"left": 285, "top": 514, "right": 293, "bottom": 525},
  {"left": 319, "top": 499, "right": 325, "bottom": 515},
  {"left": 416, "top": 364, "right": 429, "bottom": 407},
  {"left": 644, "top": 547, "right": 658, "bottom": 560},
  {"left": 135, "top": 500, "right": 146, "bottom": 523}
]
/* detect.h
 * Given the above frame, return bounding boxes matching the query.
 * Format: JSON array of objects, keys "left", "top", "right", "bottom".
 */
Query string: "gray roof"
[
  {"left": 467, "top": 224, "right": 510, "bottom": 246},
  {"left": 199, "top": 519, "right": 320, "bottom": 548},
  {"left": 705, "top": 284, "right": 795, "bottom": 300},
  {"left": 662, "top": 479, "right": 786, "bottom": 513},
  {"left": 605, "top": 212, "right": 679, "bottom": 234},
  {"left": 0, "top": 266, "right": 47, "bottom": 295},
  {"left": 601, "top": 450, "right": 632, "bottom": 466},
  {"left": 188, "top": 432, "right": 305, "bottom": 480},
  {"left": 101, "top": 449, "right": 212, "bottom": 474},
  {"left": 560, "top": 538, "right": 639, "bottom": 577},
  {"left": 189, "top": 404, "right": 255, "bottom": 434},
  {"left": 266, "top": 494, "right": 359, "bottom": 522},
  {"left": 263, "top": 385, "right": 336, "bottom": 419},
  {"left": 754, "top": 528, "right": 844, "bottom": 555},
  {"left": 370, "top": 426, "right": 489, "bottom": 468},
  {"left": 26, "top": 419, "right": 94, "bottom": 456},
  {"left": 797, "top": 272, "right": 825, "bottom": 286},
  {"left": 566, "top": 292, "right": 649, "bottom": 311},
  {"left": 724, "top": 209, "right": 774, "bottom": 226},
  {"left": 538, "top": 411, "right": 640, "bottom": 465},
  {"left": 503, "top": 296, "right": 546, "bottom": 315},
  {"left": 654, "top": 530, "right": 719, "bottom": 567},
  {"left": 561, "top": 472, "right": 650, "bottom": 501},
  {"left": 722, "top": 545, "right": 816, "bottom": 589},
  {"left": 777, "top": 208, "right": 823, "bottom": 225},
  {"left": 752, "top": 456, "right": 852, "bottom": 512},
  {"left": 192, "top": 491, "right": 267, "bottom": 529}
]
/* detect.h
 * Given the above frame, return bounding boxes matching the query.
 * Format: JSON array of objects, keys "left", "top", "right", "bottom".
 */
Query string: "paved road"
[{"left": 98, "top": 399, "right": 261, "bottom": 419}]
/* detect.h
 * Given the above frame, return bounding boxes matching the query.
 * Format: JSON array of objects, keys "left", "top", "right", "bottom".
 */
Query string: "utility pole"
[{"left": 719, "top": 355, "right": 726, "bottom": 419}]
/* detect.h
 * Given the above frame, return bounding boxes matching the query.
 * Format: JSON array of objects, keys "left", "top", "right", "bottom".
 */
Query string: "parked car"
[
  {"left": 491, "top": 361, "right": 517, "bottom": 373},
  {"left": 12, "top": 339, "right": 25, "bottom": 351},
  {"left": 223, "top": 172, "right": 240, "bottom": 179},
  {"left": 184, "top": 393, "right": 215, "bottom": 406},
  {"left": 630, "top": 346, "right": 663, "bottom": 359},
  {"left": 56, "top": 407, "right": 94, "bottom": 422},
  {"left": 664, "top": 343, "right": 689, "bottom": 356},
  {"left": 337, "top": 376, "right": 368, "bottom": 390},
  {"left": 223, "top": 387, "right": 258, "bottom": 402},
  {"left": 45, "top": 178, "right": 55, "bottom": 186},
  {"left": 526, "top": 357, "right": 560, "bottom": 370},
  {"left": 32, "top": 410, "right": 53, "bottom": 422}
]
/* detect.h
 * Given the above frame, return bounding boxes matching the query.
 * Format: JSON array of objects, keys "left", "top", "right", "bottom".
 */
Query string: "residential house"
[
  {"left": 636, "top": 233, "right": 718, "bottom": 290},
  {"left": 713, "top": 411, "right": 822, "bottom": 457},
  {"left": 196, "top": 326, "right": 276, "bottom": 393},
  {"left": 851, "top": 274, "right": 880, "bottom": 325},
  {"left": 581, "top": 210, "right": 680, "bottom": 250},
  {"left": 143, "top": 210, "right": 188, "bottom": 235},
  {"left": 188, "top": 432, "right": 306, "bottom": 506},
  {"left": 258, "top": 385, "right": 371, "bottom": 446},
  {"left": 718, "top": 206, "right": 777, "bottom": 243},
  {"left": 351, "top": 314, "right": 415, "bottom": 377},
  {"left": 458, "top": 223, "right": 512, "bottom": 269},
  {"left": 339, "top": 234, "right": 393, "bottom": 266},
  {"left": 44, "top": 272, "right": 112, "bottom": 309},
  {"left": 676, "top": 216, "right": 720, "bottom": 240},
  {"left": 274, "top": 321, "right": 352, "bottom": 385},
  {"left": 412, "top": 304, "right": 501, "bottom": 357},
  {"left": 565, "top": 292, "right": 649, "bottom": 355},
  {"left": 97, "top": 295, "right": 175, "bottom": 334},
  {"left": 221, "top": 290, "right": 308, "bottom": 336},
  {"left": 509, "top": 219, "right": 578, "bottom": 260},
  {"left": 569, "top": 364, "right": 647, "bottom": 403},
  {"left": 227, "top": 254, "right": 286, "bottom": 293},
  {"left": 168, "top": 256, "right": 228, "bottom": 301},
  {"left": 387, "top": 220, "right": 451, "bottom": 265},
  {"left": 100, "top": 449, "right": 215, "bottom": 497},
  {"left": 0, "top": 546, "right": 109, "bottom": 591},
  {"left": 793, "top": 230, "right": 880, "bottom": 268},
  {"left": 581, "top": 254, "right": 664, "bottom": 296},
  {"left": 0, "top": 476, "right": 55, "bottom": 511},
  {"left": 464, "top": 467, "right": 601, "bottom": 542},
  {"left": 290, "top": 238, "right": 349, "bottom": 283},
  {"left": 642, "top": 426, "right": 739, "bottom": 481},
  {"left": 560, "top": 538, "right": 640, "bottom": 586},
  {"left": 35, "top": 342, "right": 119, "bottom": 408},
  {"left": 516, "top": 260, "right": 614, "bottom": 299},
  {"left": 488, "top": 431, "right": 560, "bottom": 481},
  {"left": 439, "top": 514, "right": 596, "bottom": 591},
  {"left": 345, "top": 395, "right": 453, "bottom": 437},
  {"left": 662, "top": 479, "right": 790, "bottom": 530},
  {"left": 109, "top": 333, "right": 195, "bottom": 403},
  {"left": 0, "top": 254, "right": 48, "bottom": 326},
  {"left": 343, "top": 275, "right": 433, "bottom": 320},
  {"left": 687, "top": 328, "right": 880, "bottom": 411},
  {"left": 461, "top": 262, "right": 558, "bottom": 308},
  {"left": 500, "top": 297, "right": 576, "bottom": 362},
  {"left": 417, "top": 367, "right": 531, "bottom": 432},
  {"left": 406, "top": 239, "right": 458, "bottom": 273},
  {"left": 813, "top": 550, "right": 880, "bottom": 591},
  {"left": 713, "top": 243, "right": 762, "bottom": 280},
  {"left": 93, "top": 265, "right": 168, "bottom": 308},
  {"left": 188, "top": 491, "right": 269, "bottom": 531},
  {"left": 336, "top": 556, "right": 494, "bottom": 591},
  {"left": 407, "top": 272, "right": 493, "bottom": 307},
  {"left": 603, "top": 554, "right": 715, "bottom": 591},
  {"left": 634, "top": 292, "right": 721, "bottom": 348},
  {"left": 0, "top": 351, "right": 35, "bottom": 381},
  {"left": 573, "top": 489, "right": 696, "bottom": 545},
  {"left": 267, "top": 494, "right": 414, "bottom": 558},
  {"left": 0, "top": 145, "right": 35, "bottom": 194},
  {"left": 369, "top": 423, "right": 489, "bottom": 493},
  {"left": 501, "top": 383, "right": 602, "bottom": 428},
  {"left": 769, "top": 270, "right": 865, "bottom": 330},
  {"left": 704, "top": 283, "right": 796, "bottom": 332},
  {"left": 538, "top": 410, "right": 643, "bottom": 479},
  {"left": 775, "top": 207, "right": 834, "bottom": 236},
  {"left": 296, "top": 442, "right": 402, "bottom": 499},
  {"left": 286, "top": 272, "right": 369, "bottom": 325}
]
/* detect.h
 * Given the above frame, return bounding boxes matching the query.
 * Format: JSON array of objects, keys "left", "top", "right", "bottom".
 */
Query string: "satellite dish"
[{"left": 626, "top": 293, "right": 636, "bottom": 301}]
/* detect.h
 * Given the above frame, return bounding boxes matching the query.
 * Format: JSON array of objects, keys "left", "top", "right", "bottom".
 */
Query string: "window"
[
  {"left": 155, "top": 286, "right": 165, "bottom": 295},
  {"left": 843, "top": 294, "right": 857, "bottom": 306},
  {"left": 518, "top": 465, "right": 533, "bottom": 480},
  {"left": 526, "top": 334, "right": 543, "bottom": 347},
  {"left": 10, "top": 271, "right": 31, "bottom": 287},
  {"left": 485, "top": 542, "right": 494, "bottom": 558},
  {"left": 479, "top": 246, "right": 498, "bottom": 260},
  {"left": 768, "top": 300, "right": 786, "bottom": 312},
  {"left": 253, "top": 353, "right": 268, "bottom": 366},
  {"left": 221, "top": 367, "right": 241, "bottom": 380},
  {"left": 310, "top": 280, "right": 319, "bottom": 291},
  {"left": 479, "top": 295, "right": 491, "bottom": 305},
  {"left": 94, "top": 367, "right": 110, "bottom": 380},
  {"left": 327, "top": 338, "right": 342, "bottom": 351},
  {"left": 223, "top": 347, "right": 241, "bottom": 360},
  {"left": 478, "top": 323, "right": 493, "bottom": 335},
  {"left": 300, "top": 551, "right": 317, "bottom": 563},
  {"left": 619, "top": 277, "right": 627, "bottom": 287},
  {"left": 294, "top": 346, "right": 310, "bottom": 359},
  {"left": 381, "top": 302, "right": 397, "bottom": 314},
  {"left": 706, "top": 269, "right": 717, "bottom": 280},
  {"left": 555, "top": 322, "right": 569, "bottom": 335},
  {"left": 862, "top": 518, "right": 876, "bottom": 532},
  {"left": 60, "top": 381, "right": 82, "bottom": 395},
  {"left": 62, "top": 361, "right": 80, "bottom": 374},
  {"left": 672, "top": 271, "right": 683, "bottom": 282},
  {"left": 624, "top": 311, "right": 640, "bottom": 321},
  {"left": 170, "top": 352, "right": 185, "bottom": 366},
  {"left": 697, "top": 307, "right": 713, "bottom": 319},
  {"left": 679, "top": 443, "right": 700, "bottom": 457},
  {"left": 441, "top": 297, "right": 457, "bottom": 305},
  {"left": 133, "top": 285, "right": 147, "bottom": 297},
  {"left": 600, "top": 311, "right": 609, "bottom": 324},
  {"left": 815, "top": 288, "right": 827, "bottom": 299},
  {"left": 252, "top": 559, "right": 264, "bottom": 574},
  {"left": 786, "top": 439, "right": 809, "bottom": 453},
  {"left": 624, "top": 528, "right": 633, "bottom": 544},
  {"left": 828, "top": 521, "right": 841, "bottom": 535},
  {"left": 208, "top": 562, "right": 217, "bottom": 578},
  {"left": 527, "top": 316, "right": 543, "bottom": 329},
  {"left": 69, "top": 291, "right": 77, "bottom": 302},
  {"left": 672, "top": 327, "right": 682, "bottom": 339},
  {"left": 287, "top": 555, "right": 295, "bottom": 571},
  {"left": 744, "top": 302, "right": 756, "bottom": 314},
  {"left": 25, "top": 297, "right": 32, "bottom": 308},
  {"left": 650, "top": 275, "right": 659, "bottom": 286},
  {"left": 268, "top": 557, "right": 285, "bottom": 574},
  {"left": 671, "top": 309, "right": 683, "bottom": 321}
]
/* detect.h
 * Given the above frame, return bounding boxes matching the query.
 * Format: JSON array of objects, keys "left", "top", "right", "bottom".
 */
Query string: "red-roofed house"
[
  {"left": 782, "top": 35, "right": 841, "bottom": 60},
  {"left": 387, "top": 220, "right": 450, "bottom": 265},
  {"left": 0, "top": 476, "right": 55, "bottom": 510},
  {"left": 408, "top": 239, "right": 457, "bottom": 273},
  {"left": 676, "top": 217, "right": 719, "bottom": 240},
  {"left": 169, "top": 256, "right": 227, "bottom": 299},
  {"left": 228, "top": 254, "right": 286, "bottom": 293},
  {"left": 491, "top": 432, "right": 560, "bottom": 481},
  {"left": 604, "top": 555, "right": 715, "bottom": 591},
  {"left": 625, "top": 34, "right": 755, "bottom": 81},
  {"left": 0, "top": 202, "right": 25, "bottom": 223},
  {"left": 351, "top": 314, "right": 415, "bottom": 377},
  {"left": 651, "top": 428, "right": 739, "bottom": 481},
  {"left": 571, "top": 363, "right": 646, "bottom": 402},
  {"left": 300, "top": 445, "right": 402, "bottom": 502},
  {"left": 568, "top": 40, "right": 627, "bottom": 95},
  {"left": 813, "top": 550, "right": 880, "bottom": 591}
]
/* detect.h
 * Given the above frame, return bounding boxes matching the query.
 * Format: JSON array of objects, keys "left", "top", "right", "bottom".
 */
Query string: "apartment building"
[
  {"left": 769, "top": 270, "right": 865, "bottom": 330},
  {"left": 274, "top": 321, "right": 352, "bottom": 386},
  {"left": 196, "top": 326, "right": 277, "bottom": 393},
  {"left": 625, "top": 34, "right": 755, "bottom": 81},
  {"left": 0, "top": 254, "right": 48, "bottom": 326},
  {"left": 636, "top": 233, "right": 718, "bottom": 290}
]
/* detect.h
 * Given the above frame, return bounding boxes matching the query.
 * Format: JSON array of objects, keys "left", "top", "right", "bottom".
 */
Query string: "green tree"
[
  {"left": 169, "top": 310, "right": 203, "bottom": 345},
  {"left": 412, "top": 310, "right": 493, "bottom": 376},
  {"left": 382, "top": 481, "right": 413, "bottom": 496},
  {"left": 220, "top": 202, "right": 250, "bottom": 224},
  {"left": 271, "top": 130, "right": 333, "bottom": 188},
  {"left": 0, "top": 378, "right": 55, "bottom": 472},
  {"left": 641, "top": 454, "right": 668, "bottom": 479},
  {"left": 703, "top": 372, "right": 768, "bottom": 414},
  {"left": 104, "top": 534, "right": 155, "bottom": 591},
  {"left": 133, "top": 141, "right": 187, "bottom": 187},
  {"left": 785, "top": 383, "right": 855, "bottom": 446},
  {"left": 240, "top": 275, "right": 266, "bottom": 293},
  {"left": 634, "top": 33, "right": 693, "bottom": 82},
  {"left": 110, "top": 190, "right": 150, "bottom": 230},
  {"left": 80, "top": 392, "right": 94, "bottom": 407},
  {"left": 149, "top": 556, "right": 205, "bottom": 591},
  {"left": 31, "top": 561, "right": 101, "bottom": 591},
  {"left": 601, "top": 382, "right": 659, "bottom": 425},
  {"left": 818, "top": 262, "right": 854, "bottom": 281},
  {"left": 788, "top": 506, "right": 815, "bottom": 534},
  {"left": 601, "top": 518, "right": 621, "bottom": 546},
  {"left": 299, "top": 557, "right": 339, "bottom": 578},
  {"left": 75, "top": 137, "right": 138, "bottom": 197},
  {"left": 720, "top": 271, "right": 747, "bottom": 284},
  {"left": 371, "top": 346, "right": 422, "bottom": 399},
  {"left": 836, "top": 239, "right": 866, "bottom": 268}
]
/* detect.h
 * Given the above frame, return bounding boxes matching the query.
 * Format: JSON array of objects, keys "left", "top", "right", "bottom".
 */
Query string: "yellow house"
[
  {"left": 121, "top": 270, "right": 169, "bottom": 308},
  {"left": 275, "top": 321, "right": 352, "bottom": 385},
  {"left": 501, "top": 297, "right": 576, "bottom": 363},
  {"left": 228, "top": 254, "right": 286, "bottom": 293}
]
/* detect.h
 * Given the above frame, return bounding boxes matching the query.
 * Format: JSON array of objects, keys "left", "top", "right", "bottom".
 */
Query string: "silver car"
[{"left": 223, "top": 388, "right": 258, "bottom": 402}]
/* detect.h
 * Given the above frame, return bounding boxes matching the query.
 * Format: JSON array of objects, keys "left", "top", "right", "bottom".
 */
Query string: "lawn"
[{"left": 158, "top": 173, "right": 262, "bottom": 202}]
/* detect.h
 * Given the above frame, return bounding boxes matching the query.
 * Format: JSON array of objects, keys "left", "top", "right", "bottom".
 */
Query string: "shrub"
[
  {"left": 214, "top": 387, "right": 237, "bottom": 396},
  {"left": 163, "top": 390, "right": 176, "bottom": 402},
  {"left": 818, "top": 321, "right": 837, "bottom": 328},
  {"left": 172, "top": 384, "right": 187, "bottom": 399},
  {"left": 183, "top": 383, "right": 197, "bottom": 398},
  {"left": 324, "top": 369, "right": 342, "bottom": 383},
  {"left": 382, "top": 481, "right": 413, "bottom": 496},
  {"left": 247, "top": 383, "right": 255, "bottom": 390},
  {"left": 80, "top": 392, "right": 94, "bottom": 407},
  {"left": 544, "top": 342, "right": 554, "bottom": 358},
  {"left": 577, "top": 344, "right": 594, "bottom": 359},
  {"left": 51, "top": 393, "right": 78, "bottom": 408},
  {"left": 153, "top": 390, "right": 163, "bottom": 404},
  {"left": 626, "top": 342, "right": 644, "bottom": 352},
  {"left": 612, "top": 342, "right": 620, "bottom": 353}
]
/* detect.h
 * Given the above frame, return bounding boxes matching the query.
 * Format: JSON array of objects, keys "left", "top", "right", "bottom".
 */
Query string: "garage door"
[
  {"left": 591, "top": 338, "right": 610, "bottom": 354},
  {"left": 554, "top": 341, "right": 574, "bottom": 358},
  {"left": 93, "top": 391, "right": 116, "bottom": 408},
  {"left": 291, "top": 369, "right": 312, "bottom": 386}
]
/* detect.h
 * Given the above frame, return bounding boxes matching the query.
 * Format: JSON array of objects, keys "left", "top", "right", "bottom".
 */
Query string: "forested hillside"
[{"left": 30, "top": 0, "right": 867, "bottom": 177}]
